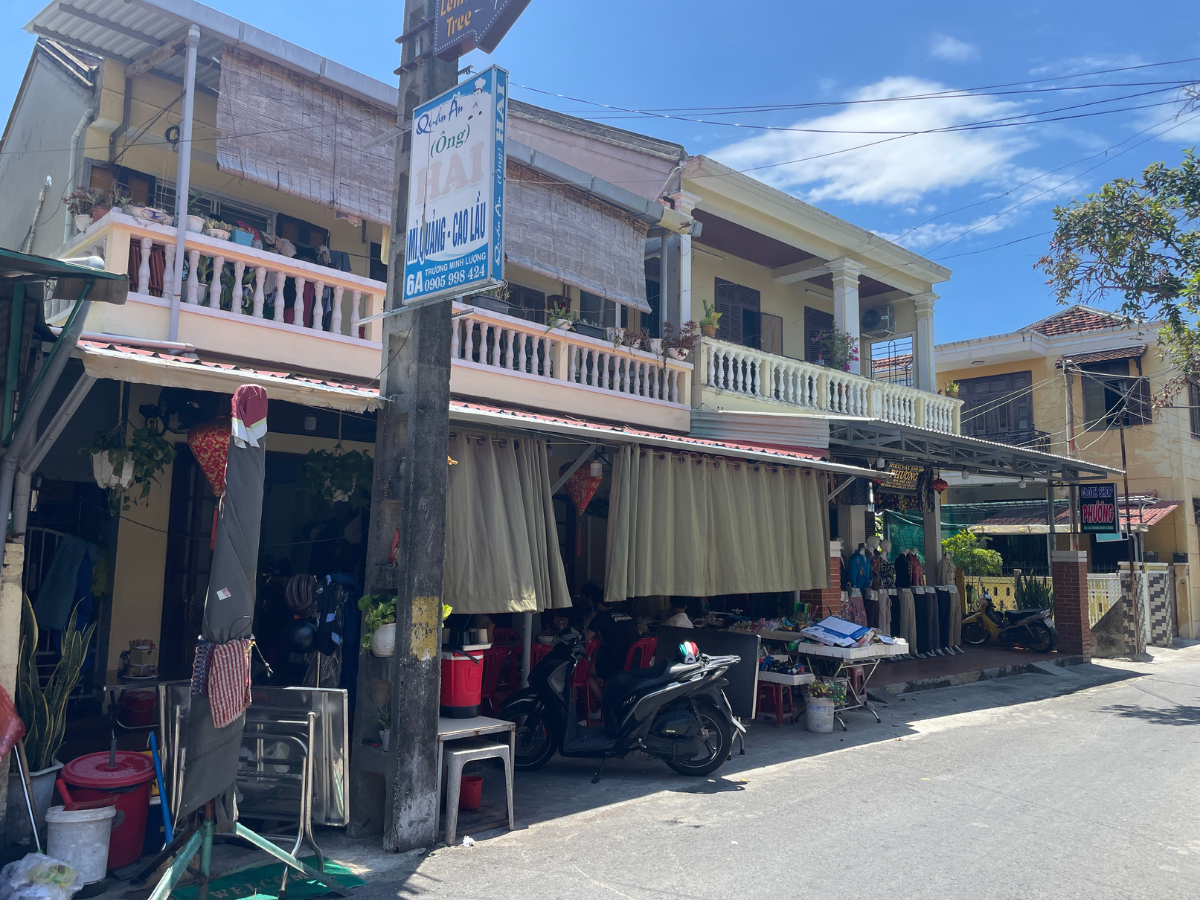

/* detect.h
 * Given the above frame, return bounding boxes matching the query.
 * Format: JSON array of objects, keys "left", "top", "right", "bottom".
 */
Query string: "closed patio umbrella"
[{"left": 177, "top": 385, "right": 268, "bottom": 827}]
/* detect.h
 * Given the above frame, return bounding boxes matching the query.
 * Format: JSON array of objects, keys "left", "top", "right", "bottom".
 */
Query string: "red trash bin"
[{"left": 62, "top": 751, "right": 156, "bottom": 870}]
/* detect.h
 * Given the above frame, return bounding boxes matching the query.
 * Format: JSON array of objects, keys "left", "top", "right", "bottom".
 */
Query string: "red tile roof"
[
  {"left": 1025, "top": 305, "right": 1127, "bottom": 336},
  {"left": 1055, "top": 345, "right": 1146, "bottom": 367}
]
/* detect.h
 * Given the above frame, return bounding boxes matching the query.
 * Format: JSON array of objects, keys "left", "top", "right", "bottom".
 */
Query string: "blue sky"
[{"left": 2, "top": 0, "right": 1198, "bottom": 342}]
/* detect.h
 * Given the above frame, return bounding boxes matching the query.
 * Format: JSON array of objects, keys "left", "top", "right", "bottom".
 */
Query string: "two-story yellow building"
[{"left": 937, "top": 305, "right": 1197, "bottom": 640}]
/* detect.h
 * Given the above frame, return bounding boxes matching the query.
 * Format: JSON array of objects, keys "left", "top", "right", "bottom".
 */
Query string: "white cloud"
[
  {"left": 930, "top": 36, "right": 979, "bottom": 63},
  {"left": 710, "top": 76, "right": 1033, "bottom": 206}
]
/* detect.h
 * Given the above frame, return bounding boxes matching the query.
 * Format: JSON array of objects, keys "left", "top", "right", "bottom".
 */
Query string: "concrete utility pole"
[{"left": 366, "top": 0, "right": 459, "bottom": 852}]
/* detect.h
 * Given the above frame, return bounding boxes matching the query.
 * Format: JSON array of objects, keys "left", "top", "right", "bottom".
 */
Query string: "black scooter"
[{"left": 500, "top": 634, "right": 743, "bottom": 778}]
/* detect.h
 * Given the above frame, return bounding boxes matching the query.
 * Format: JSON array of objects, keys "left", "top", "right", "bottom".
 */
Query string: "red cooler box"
[{"left": 440, "top": 650, "right": 484, "bottom": 718}]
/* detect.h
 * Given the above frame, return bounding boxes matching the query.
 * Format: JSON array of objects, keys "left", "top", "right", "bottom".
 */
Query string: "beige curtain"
[
  {"left": 605, "top": 445, "right": 829, "bottom": 602},
  {"left": 444, "top": 434, "right": 571, "bottom": 615}
]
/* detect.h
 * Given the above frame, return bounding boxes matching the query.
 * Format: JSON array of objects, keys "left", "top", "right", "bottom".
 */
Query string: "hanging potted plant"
[
  {"left": 297, "top": 446, "right": 375, "bottom": 508},
  {"left": 699, "top": 301, "right": 722, "bottom": 337},
  {"left": 63, "top": 188, "right": 102, "bottom": 234},
  {"left": 83, "top": 423, "right": 177, "bottom": 512},
  {"left": 10, "top": 596, "right": 96, "bottom": 843}
]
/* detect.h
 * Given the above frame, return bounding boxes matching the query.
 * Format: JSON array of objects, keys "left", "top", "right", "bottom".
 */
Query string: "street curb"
[{"left": 867, "top": 654, "right": 1086, "bottom": 700}]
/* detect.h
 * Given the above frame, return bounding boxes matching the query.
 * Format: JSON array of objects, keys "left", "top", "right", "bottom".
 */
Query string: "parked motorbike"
[
  {"left": 500, "top": 635, "right": 743, "bottom": 778},
  {"left": 961, "top": 592, "right": 1056, "bottom": 652}
]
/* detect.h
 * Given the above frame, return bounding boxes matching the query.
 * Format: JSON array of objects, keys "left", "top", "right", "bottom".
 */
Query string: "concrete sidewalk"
[{"left": 868, "top": 645, "right": 1085, "bottom": 697}]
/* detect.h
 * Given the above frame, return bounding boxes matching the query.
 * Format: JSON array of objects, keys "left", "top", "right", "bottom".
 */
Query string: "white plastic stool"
[{"left": 438, "top": 738, "right": 514, "bottom": 847}]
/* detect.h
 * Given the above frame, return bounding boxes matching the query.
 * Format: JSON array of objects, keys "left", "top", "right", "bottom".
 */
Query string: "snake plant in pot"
[{"left": 7, "top": 594, "right": 96, "bottom": 843}]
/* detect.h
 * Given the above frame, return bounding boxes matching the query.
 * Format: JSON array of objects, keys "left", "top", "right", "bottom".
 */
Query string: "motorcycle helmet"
[{"left": 677, "top": 641, "right": 699, "bottom": 664}]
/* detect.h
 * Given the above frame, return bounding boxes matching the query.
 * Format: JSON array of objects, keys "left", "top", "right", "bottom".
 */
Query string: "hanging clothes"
[
  {"left": 893, "top": 551, "right": 912, "bottom": 589},
  {"left": 909, "top": 553, "right": 927, "bottom": 587},
  {"left": 33, "top": 535, "right": 98, "bottom": 631}
]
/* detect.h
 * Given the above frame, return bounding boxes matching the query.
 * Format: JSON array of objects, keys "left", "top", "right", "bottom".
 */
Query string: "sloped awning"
[
  {"left": 74, "top": 340, "right": 381, "bottom": 413},
  {"left": 827, "top": 418, "right": 1120, "bottom": 483},
  {"left": 449, "top": 399, "right": 873, "bottom": 477},
  {"left": 966, "top": 500, "right": 1179, "bottom": 535},
  {"left": 1056, "top": 345, "right": 1147, "bottom": 368}
]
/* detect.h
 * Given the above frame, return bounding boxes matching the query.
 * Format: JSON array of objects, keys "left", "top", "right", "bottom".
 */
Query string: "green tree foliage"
[
  {"left": 1036, "top": 142, "right": 1200, "bottom": 402},
  {"left": 941, "top": 529, "right": 1002, "bottom": 576}
]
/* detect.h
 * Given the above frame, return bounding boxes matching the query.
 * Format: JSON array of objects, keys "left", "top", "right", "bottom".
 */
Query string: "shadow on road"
[{"left": 1097, "top": 703, "right": 1200, "bottom": 725}]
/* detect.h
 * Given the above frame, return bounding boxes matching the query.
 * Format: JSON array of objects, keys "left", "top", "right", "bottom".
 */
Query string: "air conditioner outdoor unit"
[{"left": 861, "top": 304, "right": 895, "bottom": 339}]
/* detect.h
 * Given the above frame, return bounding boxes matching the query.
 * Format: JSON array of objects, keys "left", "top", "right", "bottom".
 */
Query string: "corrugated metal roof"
[
  {"left": 26, "top": 0, "right": 397, "bottom": 105},
  {"left": 968, "top": 499, "right": 1179, "bottom": 534}
]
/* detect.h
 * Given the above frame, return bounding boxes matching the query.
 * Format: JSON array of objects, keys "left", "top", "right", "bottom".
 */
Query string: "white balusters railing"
[
  {"left": 450, "top": 305, "right": 692, "bottom": 407},
  {"left": 701, "top": 337, "right": 961, "bottom": 433},
  {"left": 56, "top": 211, "right": 384, "bottom": 342}
]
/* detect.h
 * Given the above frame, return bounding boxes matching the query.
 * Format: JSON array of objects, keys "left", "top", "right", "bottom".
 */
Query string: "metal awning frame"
[{"left": 828, "top": 420, "right": 1121, "bottom": 483}]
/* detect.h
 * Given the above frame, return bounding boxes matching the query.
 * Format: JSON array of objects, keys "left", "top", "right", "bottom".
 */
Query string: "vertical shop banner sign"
[
  {"left": 404, "top": 65, "right": 507, "bottom": 306},
  {"left": 1079, "top": 483, "right": 1118, "bottom": 533}
]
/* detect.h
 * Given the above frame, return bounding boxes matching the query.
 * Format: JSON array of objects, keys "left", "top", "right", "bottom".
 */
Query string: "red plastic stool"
[{"left": 756, "top": 682, "right": 797, "bottom": 726}]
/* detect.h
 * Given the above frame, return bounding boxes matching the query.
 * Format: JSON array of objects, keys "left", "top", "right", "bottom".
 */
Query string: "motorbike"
[
  {"left": 499, "top": 634, "right": 743, "bottom": 778},
  {"left": 961, "top": 591, "right": 1057, "bottom": 652}
]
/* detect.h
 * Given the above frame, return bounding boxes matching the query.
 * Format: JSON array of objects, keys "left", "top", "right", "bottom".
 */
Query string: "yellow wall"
[
  {"left": 105, "top": 382, "right": 376, "bottom": 670},
  {"left": 83, "top": 68, "right": 386, "bottom": 281},
  {"left": 940, "top": 345, "right": 1200, "bottom": 638}
]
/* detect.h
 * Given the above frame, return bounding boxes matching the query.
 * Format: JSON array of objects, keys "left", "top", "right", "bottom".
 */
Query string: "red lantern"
[
  {"left": 188, "top": 417, "right": 231, "bottom": 495},
  {"left": 561, "top": 463, "right": 603, "bottom": 555},
  {"left": 932, "top": 477, "right": 948, "bottom": 493}
]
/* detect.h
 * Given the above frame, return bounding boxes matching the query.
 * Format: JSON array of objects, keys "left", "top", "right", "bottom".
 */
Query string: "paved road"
[{"left": 336, "top": 645, "right": 1200, "bottom": 900}]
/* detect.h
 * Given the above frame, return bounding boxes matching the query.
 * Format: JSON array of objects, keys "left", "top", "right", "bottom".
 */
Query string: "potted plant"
[
  {"left": 359, "top": 592, "right": 398, "bottom": 657},
  {"left": 377, "top": 702, "right": 392, "bottom": 750},
  {"left": 63, "top": 188, "right": 102, "bottom": 234},
  {"left": 545, "top": 296, "right": 579, "bottom": 332},
  {"left": 83, "top": 423, "right": 177, "bottom": 512},
  {"left": 802, "top": 679, "right": 846, "bottom": 733},
  {"left": 91, "top": 185, "right": 130, "bottom": 223},
  {"left": 699, "top": 301, "right": 722, "bottom": 337},
  {"left": 297, "top": 447, "right": 374, "bottom": 508},
  {"left": 204, "top": 218, "right": 231, "bottom": 240},
  {"left": 10, "top": 596, "right": 96, "bottom": 844},
  {"left": 663, "top": 320, "right": 699, "bottom": 360},
  {"left": 185, "top": 190, "right": 208, "bottom": 233},
  {"left": 944, "top": 380, "right": 960, "bottom": 399},
  {"left": 815, "top": 330, "right": 860, "bottom": 372}
]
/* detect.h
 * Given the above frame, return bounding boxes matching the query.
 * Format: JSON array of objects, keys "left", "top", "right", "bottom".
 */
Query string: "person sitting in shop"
[
  {"left": 662, "top": 597, "right": 694, "bottom": 629},
  {"left": 584, "top": 593, "right": 639, "bottom": 715}
]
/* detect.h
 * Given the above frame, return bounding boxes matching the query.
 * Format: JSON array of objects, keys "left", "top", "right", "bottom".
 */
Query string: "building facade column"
[
  {"left": 800, "top": 540, "right": 844, "bottom": 619},
  {"left": 1052, "top": 549, "right": 1092, "bottom": 657},
  {"left": 912, "top": 291, "right": 938, "bottom": 394},
  {"left": 668, "top": 190, "right": 700, "bottom": 328},
  {"left": 828, "top": 258, "right": 866, "bottom": 375}
]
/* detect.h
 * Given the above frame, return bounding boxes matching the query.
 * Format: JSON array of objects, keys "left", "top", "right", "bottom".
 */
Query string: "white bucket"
[
  {"left": 805, "top": 697, "right": 836, "bottom": 733},
  {"left": 45, "top": 804, "right": 117, "bottom": 884}
]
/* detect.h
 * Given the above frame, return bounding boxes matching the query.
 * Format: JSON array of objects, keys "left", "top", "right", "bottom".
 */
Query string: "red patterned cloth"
[
  {"left": 188, "top": 418, "right": 231, "bottom": 495},
  {"left": 231, "top": 385, "right": 268, "bottom": 448},
  {"left": 208, "top": 638, "right": 253, "bottom": 729}
]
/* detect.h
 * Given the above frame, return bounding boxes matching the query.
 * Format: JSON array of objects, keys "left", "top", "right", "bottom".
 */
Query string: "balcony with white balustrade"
[
  {"left": 54, "top": 211, "right": 693, "bottom": 431},
  {"left": 54, "top": 210, "right": 386, "bottom": 381},
  {"left": 697, "top": 337, "right": 961, "bottom": 434}
]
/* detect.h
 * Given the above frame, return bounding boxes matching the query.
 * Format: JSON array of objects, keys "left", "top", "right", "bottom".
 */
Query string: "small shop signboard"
[
  {"left": 433, "top": 0, "right": 533, "bottom": 58},
  {"left": 1079, "top": 483, "right": 1119, "bottom": 534},
  {"left": 877, "top": 463, "right": 922, "bottom": 495},
  {"left": 403, "top": 65, "right": 508, "bottom": 306}
]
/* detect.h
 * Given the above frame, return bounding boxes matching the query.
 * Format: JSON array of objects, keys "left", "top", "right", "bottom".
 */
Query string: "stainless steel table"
[{"left": 796, "top": 640, "right": 910, "bottom": 730}]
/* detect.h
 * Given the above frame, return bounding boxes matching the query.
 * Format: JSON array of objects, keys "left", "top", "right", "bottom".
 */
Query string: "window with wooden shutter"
[
  {"left": 803, "top": 307, "right": 834, "bottom": 364},
  {"left": 762, "top": 313, "right": 783, "bottom": 356},
  {"left": 1081, "top": 360, "right": 1150, "bottom": 429},
  {"left": 714, "top": 279, "right": 761, "bottom": 349}
]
